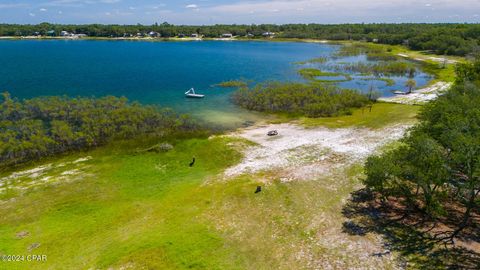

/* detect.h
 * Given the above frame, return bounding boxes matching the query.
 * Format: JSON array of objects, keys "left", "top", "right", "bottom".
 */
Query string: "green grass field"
[
  {"left": 0, "top": 132, "right": 391, "bottom": 269},
  {"left": 0, "top": 137, "right": 249, "bottom": 269},
  {"left": 272, "top": 102, "right": 420, "bottom": 129}
]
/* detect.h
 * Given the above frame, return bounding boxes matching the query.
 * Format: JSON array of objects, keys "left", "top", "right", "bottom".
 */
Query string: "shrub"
[{"left": 231, "top": 82, "right": 369, "bottom": 117}]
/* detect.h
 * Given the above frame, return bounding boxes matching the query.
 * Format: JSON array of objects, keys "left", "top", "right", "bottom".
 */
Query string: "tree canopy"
[
  {"left": 364, "top": 57, "right": 480, "bottom": 242},
  {"left": 0, "top": 93, "right": 196, "bottom": 167}
]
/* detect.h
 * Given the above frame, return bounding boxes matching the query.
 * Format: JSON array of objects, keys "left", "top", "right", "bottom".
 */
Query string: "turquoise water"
[
  {"left": 0, "top": 40, "right": 336, "bottom": 126},
  {"left": 0, "top": 40, "right": 430, "bottom": 127}
]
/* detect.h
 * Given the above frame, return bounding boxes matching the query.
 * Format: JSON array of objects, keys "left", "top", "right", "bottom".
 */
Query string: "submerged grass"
[
  {"left": 361, "top": 77, "right": 396, "bottom": 86},
  {"left": 298, "top": 68, "right": 352, "bottom": 82},
  {"left": 336, "top": 41, "right": 459, "bottom": 83},
  {"left": 215, "top": 80, "right": 250, "bottom": 88},
  {"left": 294, "top": 56, "right": 329, "bottom": 65}
]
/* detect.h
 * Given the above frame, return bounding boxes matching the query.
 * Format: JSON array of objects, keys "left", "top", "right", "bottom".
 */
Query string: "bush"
[
  {"left": 0, "top": 93, "right": 196, "bottom": 167},
  {"left": 231, "top": 82, "right": 369, "bottom": 117}
]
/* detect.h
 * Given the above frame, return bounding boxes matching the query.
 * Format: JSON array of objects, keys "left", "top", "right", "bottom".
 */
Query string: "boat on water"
[{"left": 185, "top": 88, "right": 205, "bottom": 98}]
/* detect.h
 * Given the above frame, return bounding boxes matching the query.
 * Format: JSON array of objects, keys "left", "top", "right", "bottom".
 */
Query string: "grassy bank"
[
  {"left": 272, "top": 102, "right": 420, "bottom": 129},
  {"left": 0, "top": 136, "right": 248, "bottom": 269}
]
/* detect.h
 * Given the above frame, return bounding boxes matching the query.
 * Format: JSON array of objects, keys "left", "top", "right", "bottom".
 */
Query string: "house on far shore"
[
  {"left": 148, "top": 31, "right": 160, "bottom": 37},
  {"left": 262, "top": 32, "right": 276, "bottom": 38},
  {"left": 221, "top": 33, "right": 233, "bottom": 38},
  {"left": 33, "top": 31, "right": 40, "bottom": 36},
  {"left": 246, "top": 33, "right": 254, "bottom": 38},
  {"left": 60, "top": 31, "right": 70, "bottom": 37},
  {"left": 178, "top": 33, "right": 186, "bottom": 38},
  {"left": 46, "top": 30, "right": 55, "bottom": 36},
  {"left": 191, "top": 33, "right": 199, "bottom": 38}
]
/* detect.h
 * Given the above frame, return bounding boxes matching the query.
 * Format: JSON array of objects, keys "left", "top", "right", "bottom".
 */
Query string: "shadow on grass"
[{"left": 341, "top": 189, "right": 480, "bottom": 269}]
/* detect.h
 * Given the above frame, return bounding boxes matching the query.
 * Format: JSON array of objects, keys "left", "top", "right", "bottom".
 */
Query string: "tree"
[
  {"left": 405, "top": 79, "right": 416, "bottom": 94},
  {"left": 364, "top": 57, "right": 480, "bottom": 243}
]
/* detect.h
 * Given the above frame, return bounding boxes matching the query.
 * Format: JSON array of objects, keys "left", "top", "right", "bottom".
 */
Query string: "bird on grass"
[
  {"left": 189, "top": 157, "right": 196, "bottom": 167},
  {"left": 255, "top": 186, "right": 262, "bottom": 193}
]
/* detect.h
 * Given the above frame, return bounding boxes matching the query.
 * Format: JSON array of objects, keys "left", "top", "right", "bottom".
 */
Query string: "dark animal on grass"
[
  {"left": 189, "top": 157, "right": 196, "bottom": 167},
  {"left": 255, "top": 186, "right": 262, "bottom": 193}
]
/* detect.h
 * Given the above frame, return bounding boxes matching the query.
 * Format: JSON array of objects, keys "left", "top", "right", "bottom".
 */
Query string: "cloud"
[
  {"left": 201, "top": 0, "right": 480, "bottom": 23},
  {"left": 40, "top": 8, "right": 48, "bottom": 12},
  {"left": 186, "top": 4, "right": 198, "bottom": 9}
]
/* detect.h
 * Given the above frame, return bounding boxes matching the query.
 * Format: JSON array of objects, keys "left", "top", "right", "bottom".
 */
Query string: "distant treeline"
[
  {"left": 0, "top": 93, "right": 196, "bottom": 167},
  {"left": 231, "top": 82, "right": 370, "bottom": 117},
  {"left": 1, "top": 23, "right": 480, "bottom": 56}
]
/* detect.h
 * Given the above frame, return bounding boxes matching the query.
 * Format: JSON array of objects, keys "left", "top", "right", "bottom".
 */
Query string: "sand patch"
[
  {"left": 224, "top": 123, "right": 408, "bottom": 181},
  {"left": 378, "top": 82, "right": 451, "bottom": 105},
  {"left": 0, "top": 156, "right": 94, "bottom": 197}
]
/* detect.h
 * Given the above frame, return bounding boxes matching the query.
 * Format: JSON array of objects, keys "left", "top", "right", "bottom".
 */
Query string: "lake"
[{"left": 0, "top": 40, "right": 431, "bottom": 127}]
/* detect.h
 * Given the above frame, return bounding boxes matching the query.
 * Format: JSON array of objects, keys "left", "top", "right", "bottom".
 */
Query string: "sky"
[{"left": 0, "top": 0, "right": 479, "bottom": 25}]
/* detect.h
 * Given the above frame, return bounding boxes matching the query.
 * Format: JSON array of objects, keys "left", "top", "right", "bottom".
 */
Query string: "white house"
[
  {"left": 262, "top": 32, "right": 276, "bottom": 38},
  {"left": 221, "top": 33, "right": 233, "bottom": 38},
  {"left": 148, "top": 31, "right": 160, "bottom": 37}
]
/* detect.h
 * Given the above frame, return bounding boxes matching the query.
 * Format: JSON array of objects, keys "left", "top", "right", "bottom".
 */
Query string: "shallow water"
[
  {"left": 304, "top": 54, "right": 431, "bottom": 96},
  {"left": 0, "top": 40, "right": 430, "bottom": 127}
]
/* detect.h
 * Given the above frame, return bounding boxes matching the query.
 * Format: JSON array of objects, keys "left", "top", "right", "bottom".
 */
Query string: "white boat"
[{"left": 185, "top": 88, "right": 205, "bottom": 98}]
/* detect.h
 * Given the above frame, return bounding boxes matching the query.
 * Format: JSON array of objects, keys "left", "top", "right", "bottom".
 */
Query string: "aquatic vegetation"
[
  {"left": 334, "top": 43, "right": 383, "bottom": 57},
  {"left": 334, "top": 43, "right": 399, "bottom": 61},
  {"left": 298, "top": 68, "right": 352, "bottom": 82},
  {"left": 295, "top": 56, "right": 329, "bottom": 65},
  {"left": 215, "top": 80, "right": 249, "bottom": 88},
  {"left": 366, "top": 53, "right": 398, "bottom": 61},
  {"left": 361, "top": 77, "right": 396, "bottom": 86},
  {"left": 333, "top": 61, "right": 416, "bottom": 76},
  {"left": 232, "top": 82, "right": 369, "bottom": 117}
]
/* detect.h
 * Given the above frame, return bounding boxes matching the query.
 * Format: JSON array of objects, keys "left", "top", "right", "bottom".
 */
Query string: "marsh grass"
[
  {"left": 295, "top": 57, "right": 329, "bottom": 65},
  {"left": 298, "top": 68, "right": 352, "bottom": 82},
  {"left": 361, "top": 77, "right": 396, "bottom": 86},
  {"left": 332, "top": 61, "right": 416, "bottom": 77}
]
